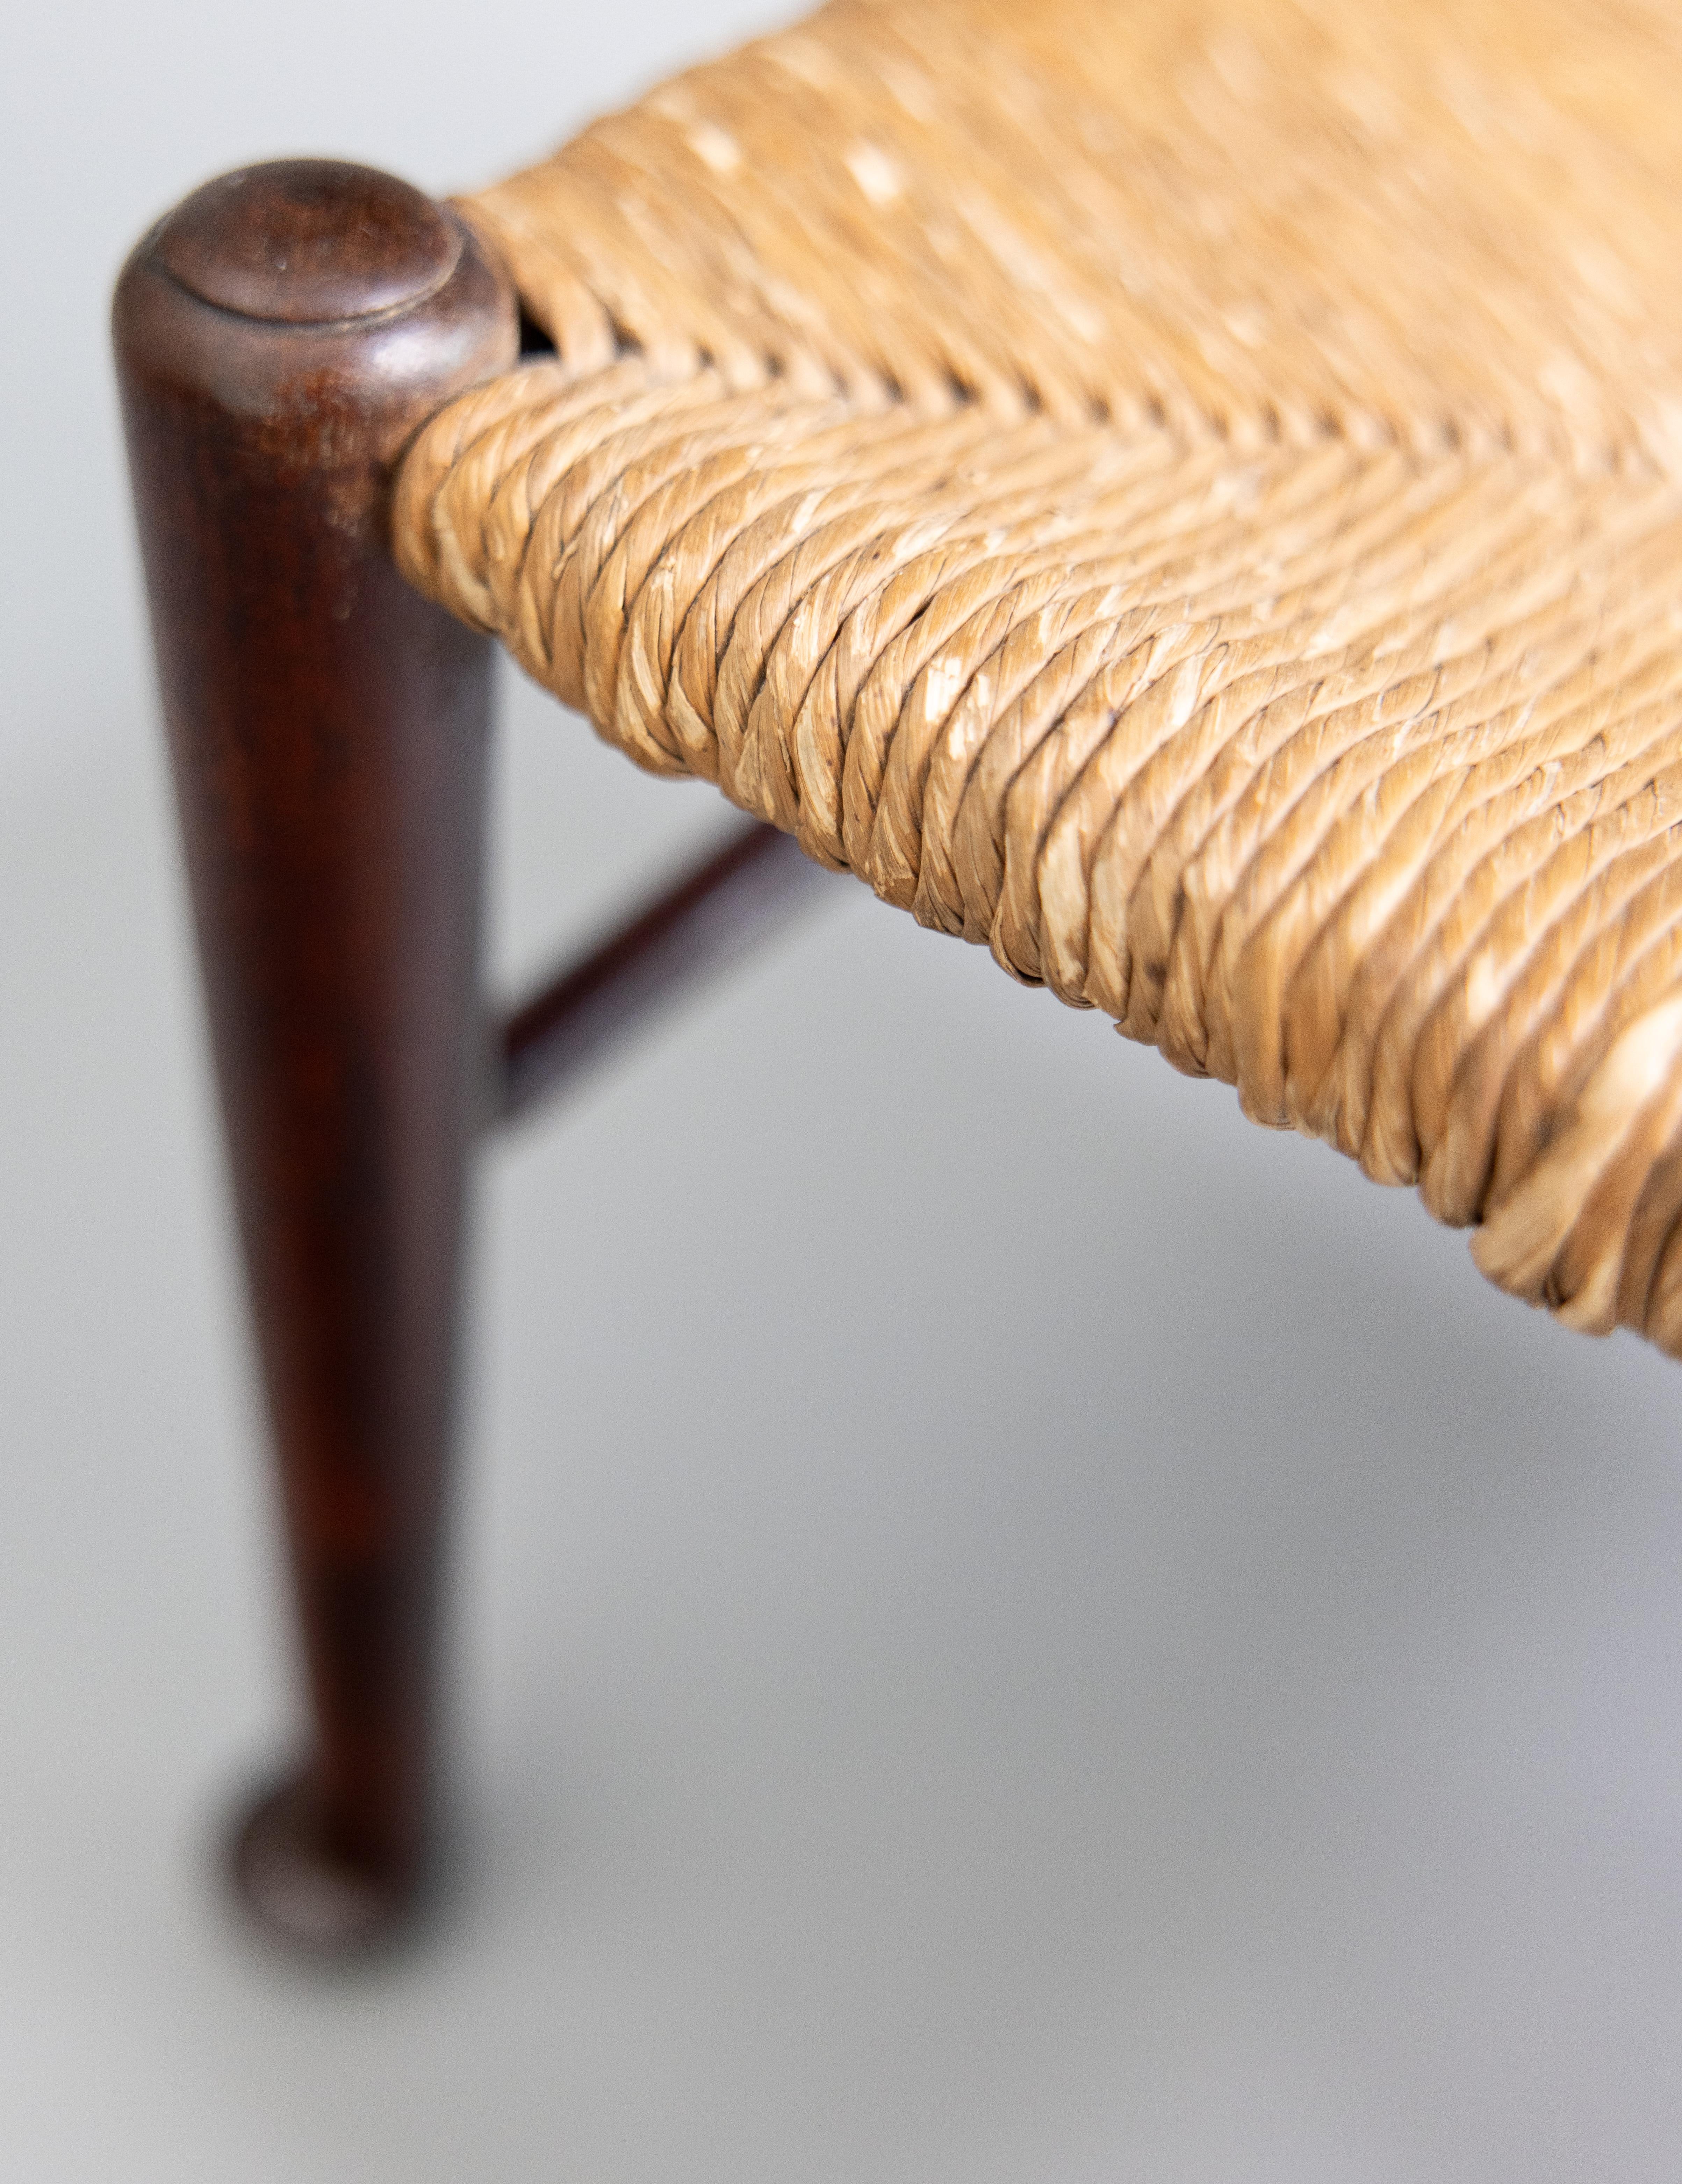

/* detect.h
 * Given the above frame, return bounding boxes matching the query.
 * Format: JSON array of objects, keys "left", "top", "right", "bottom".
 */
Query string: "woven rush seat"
[{"left": 394, "top": 0, "right": 1682, "bottom": 1356}]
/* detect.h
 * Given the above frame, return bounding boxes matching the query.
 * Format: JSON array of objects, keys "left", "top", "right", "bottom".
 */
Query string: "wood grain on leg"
[{"left": 114, "top": 161, "right": 517, "bottom": 1950}]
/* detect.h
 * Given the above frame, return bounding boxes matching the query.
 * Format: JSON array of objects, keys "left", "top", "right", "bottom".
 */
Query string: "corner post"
[{"left": 114, "top": 160, "right": 518, "bottom": 1948}]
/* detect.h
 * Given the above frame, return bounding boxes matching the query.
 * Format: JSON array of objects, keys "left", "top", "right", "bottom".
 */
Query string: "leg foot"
[{"left": 230, "top": 1770, "right": 424, "bottom": 1955}]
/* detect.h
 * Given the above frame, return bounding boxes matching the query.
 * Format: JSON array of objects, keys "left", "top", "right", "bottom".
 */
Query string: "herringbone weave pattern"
[{"left": 396, "top": 0, "right": 1682, "bottom": 1353}]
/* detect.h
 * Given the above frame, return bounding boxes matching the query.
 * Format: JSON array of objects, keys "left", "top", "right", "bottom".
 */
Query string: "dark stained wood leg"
[{"left": 113, "top": 162, "right": 518, "bottom": 1950}]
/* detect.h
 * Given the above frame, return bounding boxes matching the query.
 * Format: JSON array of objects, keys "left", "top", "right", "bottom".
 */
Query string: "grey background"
[{"left": 5, "top": 1, "right": 1682, "bottom": 2176}]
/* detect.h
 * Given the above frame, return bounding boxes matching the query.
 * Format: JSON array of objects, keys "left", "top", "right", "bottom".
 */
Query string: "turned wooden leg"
[{"left": 114, "top": 162, "right": 518, "bottom": 1949}]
